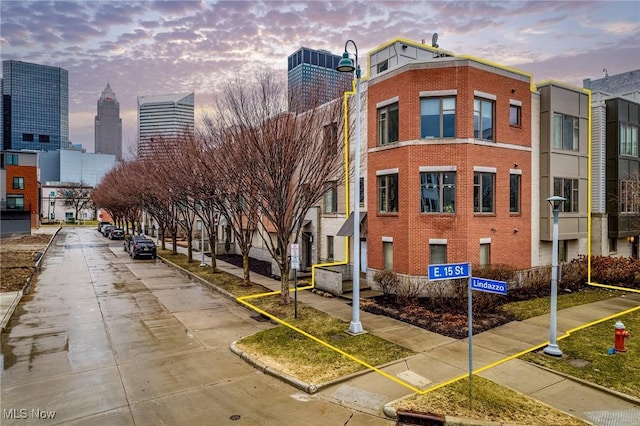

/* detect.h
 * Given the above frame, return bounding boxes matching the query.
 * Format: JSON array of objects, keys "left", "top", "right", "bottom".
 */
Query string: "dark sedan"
[{"left": 130, "top": 238, "right": 157, "bottom": 259}]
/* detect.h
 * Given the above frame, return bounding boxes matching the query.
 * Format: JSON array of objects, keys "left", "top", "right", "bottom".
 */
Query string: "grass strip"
[{"left": 396, "top": 376, "right": 587, "bottom": 425}]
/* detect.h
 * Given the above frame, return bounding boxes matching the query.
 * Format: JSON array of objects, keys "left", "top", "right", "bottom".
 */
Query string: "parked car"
[
  {"left": 98, "top": 221, "right": 112, "bottom": 232},
  {"left": 130, "top": 238, "right": 157, "bottom": 259},
  {"left": 109, "top": 228, "right": 125, "bottom": 240},
  {"left": 101, "top": 225, "right": 116, "bottom": 237},
  {"left": 124, "top": 235, "right": 148, "bottom": 253}
]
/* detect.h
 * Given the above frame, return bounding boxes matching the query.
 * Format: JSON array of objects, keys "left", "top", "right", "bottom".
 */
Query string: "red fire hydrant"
[{"left": 614, "top": 320, "right": 630, "bottom": 353}]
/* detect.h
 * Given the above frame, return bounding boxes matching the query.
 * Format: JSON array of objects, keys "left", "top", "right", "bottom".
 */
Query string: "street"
[{"left": 1, "top": 227, "right": 392, "bottom": 425}]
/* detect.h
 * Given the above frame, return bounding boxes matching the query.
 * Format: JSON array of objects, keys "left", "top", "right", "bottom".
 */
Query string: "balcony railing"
[{"left": 0, "top": 201, "right": 32, "bottom": 212}]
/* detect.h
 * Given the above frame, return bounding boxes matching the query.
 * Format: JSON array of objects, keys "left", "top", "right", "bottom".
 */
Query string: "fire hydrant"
[{"left": 614, "top": 320, "right": 630, "bottom": 352}]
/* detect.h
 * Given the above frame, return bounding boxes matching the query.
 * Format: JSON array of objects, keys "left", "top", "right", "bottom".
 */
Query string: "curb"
[
  {"left": 1, "top": 290, "right": 23, "bottom": 331},
  {"left": 230, "top": 341, "right": 318, "bottom": 394}
]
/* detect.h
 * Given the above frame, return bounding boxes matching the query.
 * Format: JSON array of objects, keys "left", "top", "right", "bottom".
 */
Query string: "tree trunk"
[
  {"left": 187, "top": 231, "right": 193, "bottom": 262},
  {"left": 279, "top": 261, "right": 290, "bottom": 305},
  {"left": 172, "top": 230, "right": 178, "bottom": 254},
  {"left": 207, "top": 224, "right": 217, "bottom": 271},
  {"left": 241, "top": 247, "right": 251, "bottom": 284}
]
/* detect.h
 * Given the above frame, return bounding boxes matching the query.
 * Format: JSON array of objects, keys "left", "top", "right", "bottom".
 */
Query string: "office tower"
[
  {"left": 287, "top": 47, "right": 353, "bottom": 113},
  {"left": 2, "top": 60, "right": 69, "bottom": 151},
  {"left": 95, "top": 82, "right": 123, "bottom": 161},
  {"left": 137, "top": 92, "right": 194, "bottom": 159}
]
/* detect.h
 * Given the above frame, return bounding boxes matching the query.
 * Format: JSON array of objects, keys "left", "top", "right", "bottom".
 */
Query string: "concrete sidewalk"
[{"left": 175, "top": 246, "right": 640, "bottom": 425}]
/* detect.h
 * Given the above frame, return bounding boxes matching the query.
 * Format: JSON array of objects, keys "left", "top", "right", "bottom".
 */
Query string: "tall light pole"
[
  {"left": 337, "top": 40, "right": 364, "bottom": 335},
  {"left": 544, "top": 195, "right": 566, "bottom": 357}
]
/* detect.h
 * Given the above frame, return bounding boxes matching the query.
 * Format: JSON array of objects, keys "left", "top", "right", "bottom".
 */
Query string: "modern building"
[
  {"left": 1, "top": 60, "right": 69, "bottom": 151},
  {"left": 95, "top": 82, "right": 122, "bottom": 161},
  {"left": 137, "top": 92, "right": 194, "bottom": 159},
  {"left": 1, "top": 150, "right": 39, "bottom": 233},
  {"left": 287, "top": 47, "right": 353, "bottom": 113},
  {"left": 39, "top": 149, "right": 116, "bottom": 188},
  {"left": 585, "top": 70, "right": 640, "bottom": 258}
]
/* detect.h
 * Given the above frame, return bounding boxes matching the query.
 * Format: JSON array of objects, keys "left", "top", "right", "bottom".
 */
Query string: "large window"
[
  {"left": 420, "top": 172, "right": 456, "bottom": 213},
  {"left": 620, "top": 122, "right": 639, "bottom": 157},
  {"left": 6, "top": 194, "right": 24, "bottom": 209},
  {"left": 324, "top": 181, "right": 338, "bottom": 213},
  {"left": 510, "top": 174, "right": 521, "bottom": 213},
  {"left": 474, "top": 98, "right": 495, "bottom": 141},
  {"left": 619, "top": 180, "right": 640, "bottom": 214},
  {"left": 378, "top": 174, "right": 398, "bottom": 213},
  {"left": 474, "top": 172, "right": 495, "bottom": 213},
  {"left": 378, "top": 103, "right": 399, "bottom": 146},
  {"left": 6, "top": 154, "right": 18, "bottom": 165},
  {"left": 553, "top": 113, "right": 579, "bottom": 150},
  {"left": 13, "top": 177, "right": 24, "bottom": 190},
  {"left": 553, "top": 177, "right": 579, "bottom": 212},
  {"left": 429, "top": 244, "right": 447, "bottom": 264},
  {"left": 383, "top": 241, "right": 393, "bottom": 270},
  {"left": 421, "top": 97, "right": 456, "bottom": 138}
]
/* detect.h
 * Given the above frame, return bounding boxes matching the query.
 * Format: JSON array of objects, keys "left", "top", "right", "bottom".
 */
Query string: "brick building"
[{"left": 1, "top": 150, "right": 39, "bottom": 233}]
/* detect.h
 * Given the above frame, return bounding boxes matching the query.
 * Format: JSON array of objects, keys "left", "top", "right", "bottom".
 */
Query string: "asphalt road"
[{"left": 1, "top": 227, "right": 392, "bottom": 425}]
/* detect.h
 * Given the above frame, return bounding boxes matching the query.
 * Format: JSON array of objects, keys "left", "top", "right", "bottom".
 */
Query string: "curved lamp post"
[
  {"left": 337, "top": 40, "right": 364, "bottom": 335},
  {"left": 544, "top": 195, "right": 566, "bottom": 357}
]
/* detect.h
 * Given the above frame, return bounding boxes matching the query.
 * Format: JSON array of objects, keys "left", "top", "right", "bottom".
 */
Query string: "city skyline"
[{"left": 1, "top": 0, "right": 638, "bottom": 156}]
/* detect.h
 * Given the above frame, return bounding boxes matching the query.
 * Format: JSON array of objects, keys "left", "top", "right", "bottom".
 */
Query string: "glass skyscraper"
[
  {"left": 95, "top": 82, "right": 122, "bottom": 161},
  {"left": 2, "top": 60, "right": 69, "bottom": 151},
  {"left": 287, "top": 47, "right": 353, "bottom": 113}
]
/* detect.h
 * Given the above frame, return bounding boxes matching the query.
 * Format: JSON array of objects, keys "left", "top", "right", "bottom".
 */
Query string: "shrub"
[
  {"left": 571, "top": 255, "right": 640, "bottom": 288},
  {"left": 373, "top": 269, "right": 399, "bottom": 296},
  {"left": 395, "top": 277, "right": 421, "bottom": 306}
]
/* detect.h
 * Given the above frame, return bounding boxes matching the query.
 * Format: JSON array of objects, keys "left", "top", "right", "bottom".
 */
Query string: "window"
[
  {"left": 509, "top": 174, "right": 521, "bottom": 213},
  {"left": 13, "top": 177, "right": 24, "bottom": 189},
  {"left": 50, "top": 201, "right": 55, "bottom": 207},
  {"left": 553, "top": 113, "right": 579, "bottom": 150},
  {"left": 421, "top": 97, "right": 456, "bottom": 138},
  {"left": 619, "top": 180, "right": 640, "bottom": 214},
  {"left": 420, "top": 172, "right": 456, "bottom": 213},
  {"left": 22, "top": 133, "right": 34, "bottom": 142},
  {"left": 383, "top": 241, "right": 393, "bottom": 270},
  {"left": 480, "top": 243, "right": 491, "bottom": 266},
  {"left": 323, "top": 122, "right": 338, "bottom": 155},
  {"left": 510, "top": 104, "right": 521, "bottom": 126},
  {"left": 378, "top": 174, "right": 398, "bottom": 213},
  {"left": 553, "top": 178, "right": 579, "bottom": 212},
  {"left": 558, "top": 240, "right": 568, "bottom": 263},
  {"left": 377, "top": 60, "right": 388, "bottom": 73},
  {"left": 378, "top": 103, "right": 398, "bottom": 146},
  {"left": 620, "top": 122, "right": 639, "bottom": 157},
  {"left": 6, "top": 195, "right": 24, "bottom": 209},
  {"left": 359, "top": 177, "right": 365, "bottom": 206},
  {"left": 474, "top": 172, "right": 495, "bottom": 213},
  {"left": 324, "top": 181, "right": 338, "bottom": 213},
  {"left": 474, "top": 98, "right": 495, "bottom": 140},
  {"left": 430, "top": 244, "right": 447, "bottom": 264},
  {"left": 327, "top": 236, "right": 334, "bottom": 260},
  {"left": 39, "top": 134, "right": 50, "bottom": 143},
  {"left": 609, "top": 238, "right": 618, "bottom": 253},
  {"left": 6, "top": 154, "right": 18, "bottom": 165}
]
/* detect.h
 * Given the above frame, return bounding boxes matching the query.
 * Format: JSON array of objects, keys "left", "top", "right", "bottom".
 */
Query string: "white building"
[
  {"left": 39, "top": 149, "right": 116, "bottom": 187},
  {"left": 137, "top": 92, "right": 194, "bottom": 159}
]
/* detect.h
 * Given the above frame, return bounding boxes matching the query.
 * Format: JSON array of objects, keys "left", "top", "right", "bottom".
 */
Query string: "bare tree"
[
  {"left": 212, "top": 69, "right": 344, "bottom": 304},
  {"left": 56, "top": 182, "right": 93, "bottom": 220}
]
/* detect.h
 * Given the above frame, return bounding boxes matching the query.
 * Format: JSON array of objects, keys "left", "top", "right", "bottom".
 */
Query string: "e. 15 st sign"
[{"left": 428, "top": 262, "right": 470, "bottom": 281}]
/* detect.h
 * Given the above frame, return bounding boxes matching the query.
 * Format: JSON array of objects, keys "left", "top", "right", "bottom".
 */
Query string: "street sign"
[
  {"left": 428, "top": 262, "right": 470, "bottom": 281},
  {"left": 290, "top": 244, "right": 300, "bottom": 270},
  {"left": 470, "top": 277, "right": 507, "bottom": 295}
]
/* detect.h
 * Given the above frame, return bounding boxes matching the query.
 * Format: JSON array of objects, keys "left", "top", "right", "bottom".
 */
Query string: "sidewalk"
[{"left": 172, "top": 246, "right": 640, "bottom": 425}]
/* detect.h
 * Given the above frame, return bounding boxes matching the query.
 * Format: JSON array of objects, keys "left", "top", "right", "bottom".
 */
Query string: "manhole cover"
[{"left": 567, "top": 359, "right": 590, "bottom": 368}]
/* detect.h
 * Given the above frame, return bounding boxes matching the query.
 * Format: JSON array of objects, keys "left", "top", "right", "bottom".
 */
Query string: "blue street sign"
[
  {"left": 470, "top": 277, "right": 507, "bottom": 295},
  {"left": 428, "top": 262, "right": 470, "bottom": 281}
]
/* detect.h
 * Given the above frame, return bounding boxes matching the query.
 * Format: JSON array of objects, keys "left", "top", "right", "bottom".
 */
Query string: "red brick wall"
[
  {"left": 367, "top": 63, "right": 532, "bottom": 274},
  {"left": 5, "top": 165, "right": 40, "bottom": 228}
]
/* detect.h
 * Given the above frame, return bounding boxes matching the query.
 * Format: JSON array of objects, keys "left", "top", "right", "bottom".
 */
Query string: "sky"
[{"left": 1, "top": 1, "right": 639, "bottom": 156}]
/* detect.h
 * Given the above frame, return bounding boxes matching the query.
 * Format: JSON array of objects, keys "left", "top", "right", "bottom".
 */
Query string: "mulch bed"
[{"left": 216, "top": 254, "right": 274, "bottom": 278}]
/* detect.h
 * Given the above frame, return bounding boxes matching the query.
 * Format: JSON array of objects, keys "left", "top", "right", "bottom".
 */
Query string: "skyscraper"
[
  {"left": 95, "top": 82, "right": 122, "bottom": 161},
  {"left": 2, "top": 60, "right": 69, "bottom": 151},
  {"left": 137, "top": 92, "right": 194, "bottom": 159},
  {"left": 287, "top": 47, "right": 353, "bottom": 113}
]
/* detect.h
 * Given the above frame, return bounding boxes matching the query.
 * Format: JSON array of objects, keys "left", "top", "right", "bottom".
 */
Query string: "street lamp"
[
  {"left": 544, "top": 195, "right": 566, "bottom": 357},
  {"left": 337, "top": 40, "right": 364, "bottom": 335}
]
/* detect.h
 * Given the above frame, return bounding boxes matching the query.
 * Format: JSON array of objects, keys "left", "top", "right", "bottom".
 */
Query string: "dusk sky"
[{"left": 1, "top": 1, "right": 639, "bottom": 155}]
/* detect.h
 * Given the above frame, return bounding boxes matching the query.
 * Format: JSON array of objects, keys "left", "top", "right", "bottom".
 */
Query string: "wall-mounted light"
[
  {"left": 511, "top": 88, "right": 516, "bottom": 93},
  {"left": 513, "top": 163, "right": 519, "bottom": 168},
  {"left": 514, "top": 228, "right": 518, "bottom": 233},
  {"left": 491, "top": 227, "right": 497, "bottom": 232}
]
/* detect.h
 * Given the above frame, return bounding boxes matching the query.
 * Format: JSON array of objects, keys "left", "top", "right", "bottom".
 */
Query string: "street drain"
[
  {"left": 229, "top": 414, "right": 241, "bottom": 421},
  {"left": 251, "top": 314, "right": 270, "bottom": 322}
]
